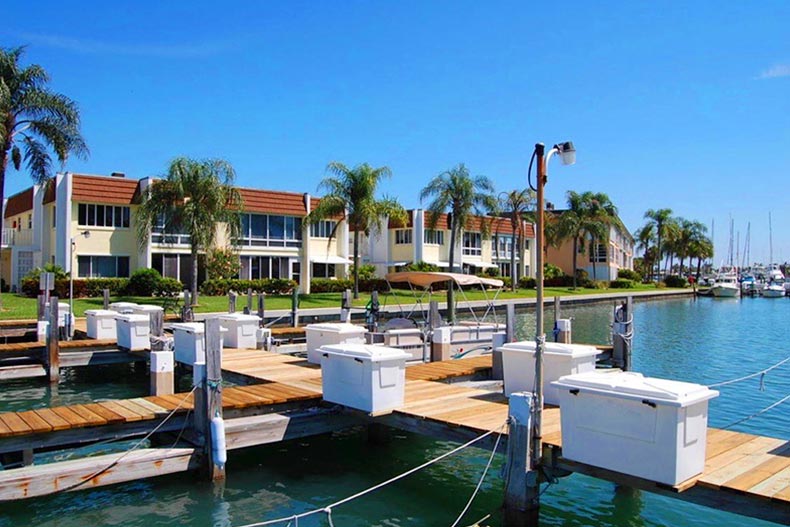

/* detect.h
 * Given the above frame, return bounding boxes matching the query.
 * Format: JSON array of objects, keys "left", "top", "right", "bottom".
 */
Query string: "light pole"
[
  {"left": 530, "top": 140, "right": 575, "bottom": 511},
  {"left": 68, "top": 230, "right": 90, "bottom": 340}
]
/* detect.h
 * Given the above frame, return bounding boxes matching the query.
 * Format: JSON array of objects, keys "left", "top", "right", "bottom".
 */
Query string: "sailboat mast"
[{"left": 769, "top": 212, "right": 774, "bottom": 266}]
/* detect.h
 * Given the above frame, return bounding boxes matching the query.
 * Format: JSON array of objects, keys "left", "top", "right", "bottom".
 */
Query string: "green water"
[{"left": 1, "top": 296, "right": 789, "bottom": 526}]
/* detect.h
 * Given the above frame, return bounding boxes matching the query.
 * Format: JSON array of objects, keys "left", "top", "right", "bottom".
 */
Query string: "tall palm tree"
[
  {"left": 420, "top": 164, "right": 496, "bottom": 322},
  {"left": 674, "top": 219, "right": 707, "bottom": 275},
  {"left": 643, "top": 208, "right": 673, "bottom": 280},
  {"left": 498, "top": 189, "right": 535, "bottom": 291},
  {"left": 136, "top": 157, "right": 242, "bottom": 305},
  {"left": 306, "top": 162, "right": 407, "bottom": 299},
  {"left": 634, "top": 223, "right": 655, "bottom": 282},
  {"left": 585, "top": 192, "right": 618, "bottom": 281},
  {"left": 690, "top": 236, "right": 714, "bottom": 280},
  {"left": 1, "top": 47, "right": 87, "bottom": 304}
]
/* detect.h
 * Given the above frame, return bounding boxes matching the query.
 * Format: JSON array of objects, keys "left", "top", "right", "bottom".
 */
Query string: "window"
[
  {"left": 52, "top": 206, "right": 56, "bottom": 228},
  {"left": 77, "top": 256, "right": 130, "bottom": 278},
  {"left": 152, "top": 214, "right": 190, "bottom": 244},
  {"left": 589, "top": 243, "right": 608, "bottom": 263},
  {"left": 497, "top": 236, "right": 514, "bottom": 259},
  {"left": 239, "top": 255, "right": 294, "bottom": 281},
  {"left": 395, "top": 229, "right": 412, "bottom": 244},
  {"left": 312, "top": 262, "right": 336, "bottom": 278},
  {"left": 462, "top": 232, "right": 482, "bottom": 255},
  {"left": 239, "top": 213, "right": 302, "bottom": 248},
  {"left": 77, "top": 204, "right": 130, "bottom": 228},
  {"left": 27, "top": 214, "right": 32, "bottom": 229},
  {"left": 151, "top": 253, "right": 204, "bottom": 284},
  {"left": 310, "top": 220, "right": 337, "bottom": 238},
  {"left": 423, "top": 229, "right": 444, "bottom": 245}
]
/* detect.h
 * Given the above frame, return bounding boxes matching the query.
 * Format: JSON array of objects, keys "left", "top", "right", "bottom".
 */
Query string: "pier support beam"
[
  {"left": 257, "top": 293, "right": 265, "bottom": 325},
  {"left": 290, "top": 289, "right": 299, "bottom": 328},
  {"left": 340, "top": 289, "right": 352, "bottom": 323},
  {"left": 431, "top": 326, "right": 452, "bottom": 362},
  {"left": 228, "top": 292, "right": 236, "bottom": 313},
  {"left": 150, "top": 351, "right": 175, "bottom": 396},
  {"left": 492, "top": 332, "right": 506, "bottom": 380},
  {"left": 46, "top": 298, "right": 60, "bottom": 384},
  {"left": 504, "top": 392, "right": 538, "bottom": 525},
  {"left": 244, "top": 288, "right": 253, "bottom": 315},
  {"left": 613, "top": 296, "right": 633, "bottom": 370},
  {"left": 194, "top": 318, "right": 225, "bottom": 481},
  {"left": 555, "top": 318, "right": 572, "bottom": 344}
]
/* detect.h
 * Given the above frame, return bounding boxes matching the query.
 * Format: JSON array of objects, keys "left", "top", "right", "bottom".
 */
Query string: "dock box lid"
[
  {"left": 170, "top": 322, "right": 205, "bottom": 334},
  {"left": 217, "top": 313, "right": 260, "bottom": 322},
  {"left": 133, "top": 304, "right": 164, "bottom": 312},
  {"left": 306, "top": 322, "right": 366, "bottom": 334},
  {"left": 85, "top": 309, "right": 117, "bottom": 316},
  {"left": 498, "top": 341, "right": 600, "bottom": 358},
  {"left": 113, "top": 313, "right": 150, "bottom": 323},
  {"left": 320, "top": 343, "right": 411, "bottom": 362},
  {"left": 110, "top": 302, "right": 139, "bottom": 308},
  {"left": 552, "top": 371, "right": 719, "bottom": 407}
]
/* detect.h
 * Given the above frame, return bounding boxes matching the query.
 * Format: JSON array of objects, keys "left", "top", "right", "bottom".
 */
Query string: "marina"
[{"left": 0, "top": 294, "right": 789, "bottom": 525}]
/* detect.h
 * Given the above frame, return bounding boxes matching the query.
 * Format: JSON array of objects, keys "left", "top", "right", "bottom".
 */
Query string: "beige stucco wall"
[{"left": 0, "top": 249, "right": 11, "bottom": 288}]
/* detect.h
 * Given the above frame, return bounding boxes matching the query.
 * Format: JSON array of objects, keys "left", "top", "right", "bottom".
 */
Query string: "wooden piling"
[
  {"left": 37, "top": 295, "right": 46, "bottom": 321},
  {"left": 613, "top": 296, "right": 633, "bottom": 370},
  {"left": 431, "top": 327, "right": 452, "bottom": 362},
  {"left": 182, "top": 291, "right": 193, "bottom": 322},
  {"left": 554, "top": 296, "right": 561, "bottom": 323},
  {"left": 340, "top": 289, "right": 352, "bottom": 322},
  {"left": 244, "top": 288, "right": 253, "bottom": 315},
  {"left": 504, "top": 391, "right": 538, "bottom": 525},
  {"left": 150, "top": 351, "right": 174, "bottom": 396},
  {"left": 556, "top": 318, "right": 572, "bottom": 344},
  {"left": 257, "top": 293, "right": 265, "bottom": 325},
  {"left": 506, "top": 303, "right": 516, "bottom": 343},
  {"left": 492, "top": 332, "right": 506, "bottom": 380},
  {"left": 228, "top": 292, "right": 236, "bottom": 313},
  {"left": 202, "top": 318, "right": 225, "bottom": 481},
  {"left": 46, "top": 298, "right": 60, "bottom": 384},
  {"left": 429, "top": 300, "right": 441, "bottom": 330},
  {"left": 291, "top": 289, "right": 299, "bottom": 328},
  {"left": 102, "top": 289, "right": 110, "bottom": 310}
]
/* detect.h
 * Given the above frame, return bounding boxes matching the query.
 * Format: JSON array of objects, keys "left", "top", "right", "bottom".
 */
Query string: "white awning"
[
  {"left": 370, "top": 261, "right": 409, "bottom": 267},
  {"left": 464, "top": 261, "right": 498, "bottom": 269},
  {"left": 310, "top": 255, "right": 352, "bottom": 265},
  {"left": 425, "top": 261, "right": 451, "bottom": 268}
]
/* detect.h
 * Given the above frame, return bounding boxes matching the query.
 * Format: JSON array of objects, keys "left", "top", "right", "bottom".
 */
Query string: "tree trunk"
[
  {"left": 656, "top": 232, "right": 662, "bottom": 280},
  {"left": 0, "top": 150, "right": 7, "bottom": 308},
  {"left": 591, "top": 238, "right": 598, "bottom": 282},
  {"left": 191, "top": 245, "right": 199, "bottom": 306},
  {"left": 447, "top": 219, "right": 457, "bottom": 324},
  {"left": 353, "top": 229, "right": 360, "bottom": 299},
  {"left": 572, "top": 237, "right": 578, "bottom": 289},
  {"left": 696, "top": 257, "right": 702, "bottom": 280},
  {"left": 510, "top": 234, "right": 516, "bottom": 292}
]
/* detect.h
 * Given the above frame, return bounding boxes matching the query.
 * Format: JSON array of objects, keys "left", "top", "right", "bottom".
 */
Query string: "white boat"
[
  {"left": 710, "top": 271, "right": 740, "bottom": 298},
  {"left": 762, "top": 283, "right": 785, "bottom": 298}
]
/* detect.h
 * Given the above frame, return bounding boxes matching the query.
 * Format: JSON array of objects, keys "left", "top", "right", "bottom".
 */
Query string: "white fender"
[{"left": 210, "top": 415, "right": 227, "bottom": 468}]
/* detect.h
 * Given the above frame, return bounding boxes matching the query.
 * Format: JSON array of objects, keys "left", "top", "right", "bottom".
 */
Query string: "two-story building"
[
  {"left": 355, "top": 208, "right": 536, "bottom": 279},
  {"left": 544, "top": 210, "right": 634, "bottom": 281},
  {"left": 1, "top": 172, "right": 350, "bottom": 294}
]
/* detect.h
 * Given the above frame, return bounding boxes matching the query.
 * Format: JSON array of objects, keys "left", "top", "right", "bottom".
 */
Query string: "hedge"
[
  {"left": 617, "top": 269, "right": 641, "bottom": 281},
  {"left": 20, "top": 276, "right": 178, "bottom": 299},
  {"left": 609, "top": 278, "right": 636, "bottom": 289},
  {"left": 518, "top": 277, "right": 537, "bottom": 289},
  {"left": 200, "top": 278, "right": 297, "bottom": 296},
  {"left": 310, "top": 278, "right": 390, "bottom": 293},
  {"left": 663, "top": 275, "right": 688, "bottom": 288}
]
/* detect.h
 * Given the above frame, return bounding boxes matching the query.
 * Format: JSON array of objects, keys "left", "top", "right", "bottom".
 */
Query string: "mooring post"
[
  {"left": 506, "top": 303, "right": 516, "bottom": 343},
  {"left": 291, "top": 288, "right": 299, "bottom": 327},
  {"left": 195, "top": 318, "right": 225, "bottom": 481},
  {"left": 366, "top": 290, "right": 380, "bottom": 333},
  {"left": 492, "top": 331, "right": 506, "bottom": 380},
  {"left": 150, "top": 350, "right": 174, "bottom": 396},
  {"left": 182, "top": 291, "right": 193, "bottom": 322},
  {"left": 244, "top": 288, "right": 252, "bottom": 315},
  {"left": 428, "top": 300, "right": 441, "bottom": 330},
  {"left": 228, "top": 291, "right": 236, "bottom": 313},
  {"left": 431, "top": 326, "right": 452, "bottom": 362},
  {"left": 102, "top": 288, "right": 110, "bottom": 310},
  {"left": 612, "top": 296, "right": 633, "bottom": 370},
  {"left": 36, "top": 295, "right": 48, "bottom": 342},
  {"left": 504, "top": 391, "right": 538, "bottom": 525},
  {"left": 556, "top": 318, "right": 572, "bottom": 344},
  {"left": 554, "top": 296, "right": 561, "bottom": 323},
  {"left": 340, "top": 289, "right": 352, "bottom": 323},
  {"left": 46, "top": 298, "right": 60, "bottom": 384},
  {"left": 257, "top": 292, "right": 265, "bottom": 326}
]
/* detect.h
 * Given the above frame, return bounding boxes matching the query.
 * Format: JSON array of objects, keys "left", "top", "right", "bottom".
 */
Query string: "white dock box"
[
  {"left": 320, "top": 343, "right": 410, "bottom": 414},
  {"left": 218, "top": 313, "right": 260, "bottom": 349},
  {"left": 114, "top": 313, "right": 150, "bottom": 351},
  {"left": 498, "top": 341, "right": 600, "bottom": 405},
  {"left": 305, "top": 323, "right": 367, "bottom": 364},
  {"left": 109, "top": 302, "right": 139, "bottom": 314},
  {"left": 171, "top": 322, "right": 226, "bottom": 365},
  {"left": 552, "top": 371, "right": 719, "bottom": 485},
  {"left": 85, "top": 309, "right": 118, "bottom": 339},
  {"left": 57, "top": 302, "right": 71, "bottom": 328},
  {"left": 131, "top": 304, "right": 164, "bottom": 322}
]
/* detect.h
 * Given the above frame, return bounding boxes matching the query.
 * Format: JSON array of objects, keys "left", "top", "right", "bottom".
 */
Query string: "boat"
[
  {"left": 762, "top": 281, "right": 785, "bottom": 298},
  {"left": 710, "top": 268, "right": 739, "bottom": 298}
]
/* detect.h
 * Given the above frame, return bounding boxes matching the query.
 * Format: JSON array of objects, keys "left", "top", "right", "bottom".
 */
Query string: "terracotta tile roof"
[
  {"left": 422, "top": 212, "right": 451, "bottom": 230},
  {"left": 42, "top": 179, "right": 56, "bottom": 205},
  {"left": 238, "top": 188, "right": 307, "bottom": 216},
  {"left": 4, "top": 188, "right": 33, "bottom": 218},
  {"left": 72, "top": 174, "right": 139, "bottom": 205}
]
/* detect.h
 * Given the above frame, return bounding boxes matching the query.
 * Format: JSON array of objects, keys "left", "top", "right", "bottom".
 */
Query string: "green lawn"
[{"left": 0, "top": 283, "right": 668, "bottom": 320}]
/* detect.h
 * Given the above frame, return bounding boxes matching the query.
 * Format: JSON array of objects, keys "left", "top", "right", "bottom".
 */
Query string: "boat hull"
[
  {"left": 762, "top": 288, "right": 785, "bottom": 298},
  {"left": 711, "top": 285, "right": 739, "bottom": 297}
]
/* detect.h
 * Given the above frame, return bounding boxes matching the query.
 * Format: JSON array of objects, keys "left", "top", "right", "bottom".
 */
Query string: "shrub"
[
  {"left": 310, "top": 278, "right": 353, "bottom": 293},
  {"left": 200, "top": 278, "right": 297, "bottom": 296},
  {"left": 655, "top": 281, "right": 667, "bottom": 289},
  {"left": 545, "top": 275, "right": 575, "bottom": 287},
  {"left": 584, "top": 280, "right": 608, "bottom": 289},
  {"left": 405, "top": 260, "right": 440, "bottom": 272},
  {"left": 127, "top": 268, "right": 163, "bottom": 296},
  {"left": 482, "top": 267, "right": 500, "bottom": 278},
  {"left": 24, "top": 263, "right": 68, "bottom": 282},
  {"left": 205, "top": 248, "right": 241, "bottom": 280},
  {"left": 617, "top": 269, "right": 641, "bottom": 281},
  {"left": 84, "top": 278, "right": 129, "bottom": 297},
  {"left": 518, "top": 276, "right": 536, "bottom": 289},
  {"left": 610, "top": 278, "right": 635, "bottom": 289},
  {"left": 575, "top": 268, "right": 590, "bottom": 282},
  {"left": 500, "top": 276, "right": 512, "bottom": 289},
  {"left": 155, "top": 278, "right": 183, "bottom": 297},
  {"left": 349, "top": 264, "right": 376, "bottom": 280},
  {"left": 544, "top": 263, "right": 563, "bottom": 280},
  {"left": 663, "top": 275, "right": 688, "bottom": 288}
]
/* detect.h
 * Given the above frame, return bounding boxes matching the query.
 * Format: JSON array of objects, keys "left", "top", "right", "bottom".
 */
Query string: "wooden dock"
[{"left": 0, "top": 351, "right": 788, "bottom": 524}]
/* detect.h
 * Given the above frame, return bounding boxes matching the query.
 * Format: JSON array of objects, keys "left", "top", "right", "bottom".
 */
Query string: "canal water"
[{"left": 1, "top": 295, "right": 789, "bottom": 526}]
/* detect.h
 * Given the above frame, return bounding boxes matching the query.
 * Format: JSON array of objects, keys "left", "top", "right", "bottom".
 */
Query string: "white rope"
[
  {"left": 234, "top": 422, "right": 507, "bottom": 527},
  {"left": 52, "top": 385, "right": 198, "bottom": 495},
  {"left": 709, "top": 356, "right": 790, "bottom": 389},
  {"left": 722, "top": 392, "right": 790, "bottom": 429},
  {"left": 449, "top": 421, "right": 506, "bottom": 527}
]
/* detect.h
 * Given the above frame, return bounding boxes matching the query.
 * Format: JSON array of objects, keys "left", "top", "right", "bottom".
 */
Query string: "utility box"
[
  {"left": 305, "top": 323, "right": 367, "bottom": 364},
  {"left": 109, "top": 302, "right": 139, "bottom": 314},
  {"left": 85, "top": 309, "right": 118, "bottom": 339},
  {"left": 218, "top": 313, "right": 260, "bottom": 349},
  {"left": 171, "top": 322, "right": 226, "bottom": 365},
  {"left": 57, "top": 302, "right": 71, "bottom": 329},
  {"left": 320, "top": 343, "right": 410, "bottom": 414},
  {"left": 114, "top": 313, "right": 150, "bottom": 351},
  {"left": 553, "top": 371, "right": 719, "bottom": 485},
  {"left": 497, "top": 341, "right": 600, "bottom": 405}
]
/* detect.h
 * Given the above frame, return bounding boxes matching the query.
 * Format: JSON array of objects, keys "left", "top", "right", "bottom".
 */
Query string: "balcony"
[{"left": 2, "top": 228, "right": 34, "bottom": 247}]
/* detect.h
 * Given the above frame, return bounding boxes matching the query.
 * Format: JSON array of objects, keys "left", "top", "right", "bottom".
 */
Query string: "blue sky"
[{"left": 3, "top": 1, "right": 789, "bottom": 263}]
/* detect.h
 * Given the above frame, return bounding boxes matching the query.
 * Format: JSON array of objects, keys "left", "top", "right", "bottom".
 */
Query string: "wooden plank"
[
  {"left": 129, "top": 398, "right": 171, "bottom": 416},
  {"left": 705, "top": 429, "right": 758, "bottom": 459},
  {"left": 0, "top": 413, "right": 33, "bottom": 436},
  {"left": 232, "top": 386, "right": 275, "bottom": 405},
  {"left": 0, "top": 417, "right": 13, "bottom": 436},
  {"left": 721, "top": 444, "right": 790, "bottom": 493},
  {"left": 32, "top": 409, "right": 71, "bottom": 431},
  {"left": 143, "top": 395, "right": 180, "bottom": 412},
  {"left": 156, "top": 393, "right": 195, "bottom": 411},
  {"left": 99, "top": 401, "right": 144, "bottom": 422},
  {"left": 50, "top": 406, "right": 91, "bottom": 428},
  {"left": 68, "top": 405, "right": 108, "bottom": 426},
  {"left": 113, "top": 400, "right": 155, "bottom": 421},
  {"left": 15, "top": 411, "right": 53, "bottom": 434},
  {"left": 700, "top": 435, "right": 787, "bottom": 487},
  {"left": 82, "top": 403, "right": 126, "bottom": 425},
  {"left": 749, "top": 464, "right": 790, "bottom": 498}
]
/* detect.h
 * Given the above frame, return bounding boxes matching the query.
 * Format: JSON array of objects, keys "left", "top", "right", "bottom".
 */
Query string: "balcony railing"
[{"left": 2, "top": 228, "right": 34, "bottom": 247}]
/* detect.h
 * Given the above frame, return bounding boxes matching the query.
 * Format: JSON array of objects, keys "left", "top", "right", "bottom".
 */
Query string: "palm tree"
[
  {"left": 1, "top": 47, "right": 87, "bottom": 304},
  {"left": 634, "top": 223, "right": 655, "bottom": 282},
  {"left": 498, "top": 189, "right": 535, "bottom": 291},
  {"left": 661, "top": 217, "right": 681, "bottom": 275},
  {"left": 306, "top": 162, "right": 407, "bottom": 299},
  {"left": 643, "top": 208, "right": 673, "bottom": 280},
  {"left": 690, "top": 236, "right": 714, "bottom": 280},
  {"left": 136, "top": 157, "right": 242, "bottom": 305},
  {"left": 585, "top": 192, "right": 618, "bottom": 281},
  {"left": 420, "top": 164, "right": 496, "bottom": 321},
  {"left": 674, "top": 219, "right": 707, "bottom": 275}
]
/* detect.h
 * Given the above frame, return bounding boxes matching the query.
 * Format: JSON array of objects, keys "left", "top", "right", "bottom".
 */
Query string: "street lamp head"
[{"left": 557, "top": 141, "right": 576, "bottom": 166}]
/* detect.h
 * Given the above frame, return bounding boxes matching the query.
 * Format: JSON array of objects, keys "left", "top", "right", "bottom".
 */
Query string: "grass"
[{"left": 0, "top": 283, "right": 668, "bottom": 321}]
